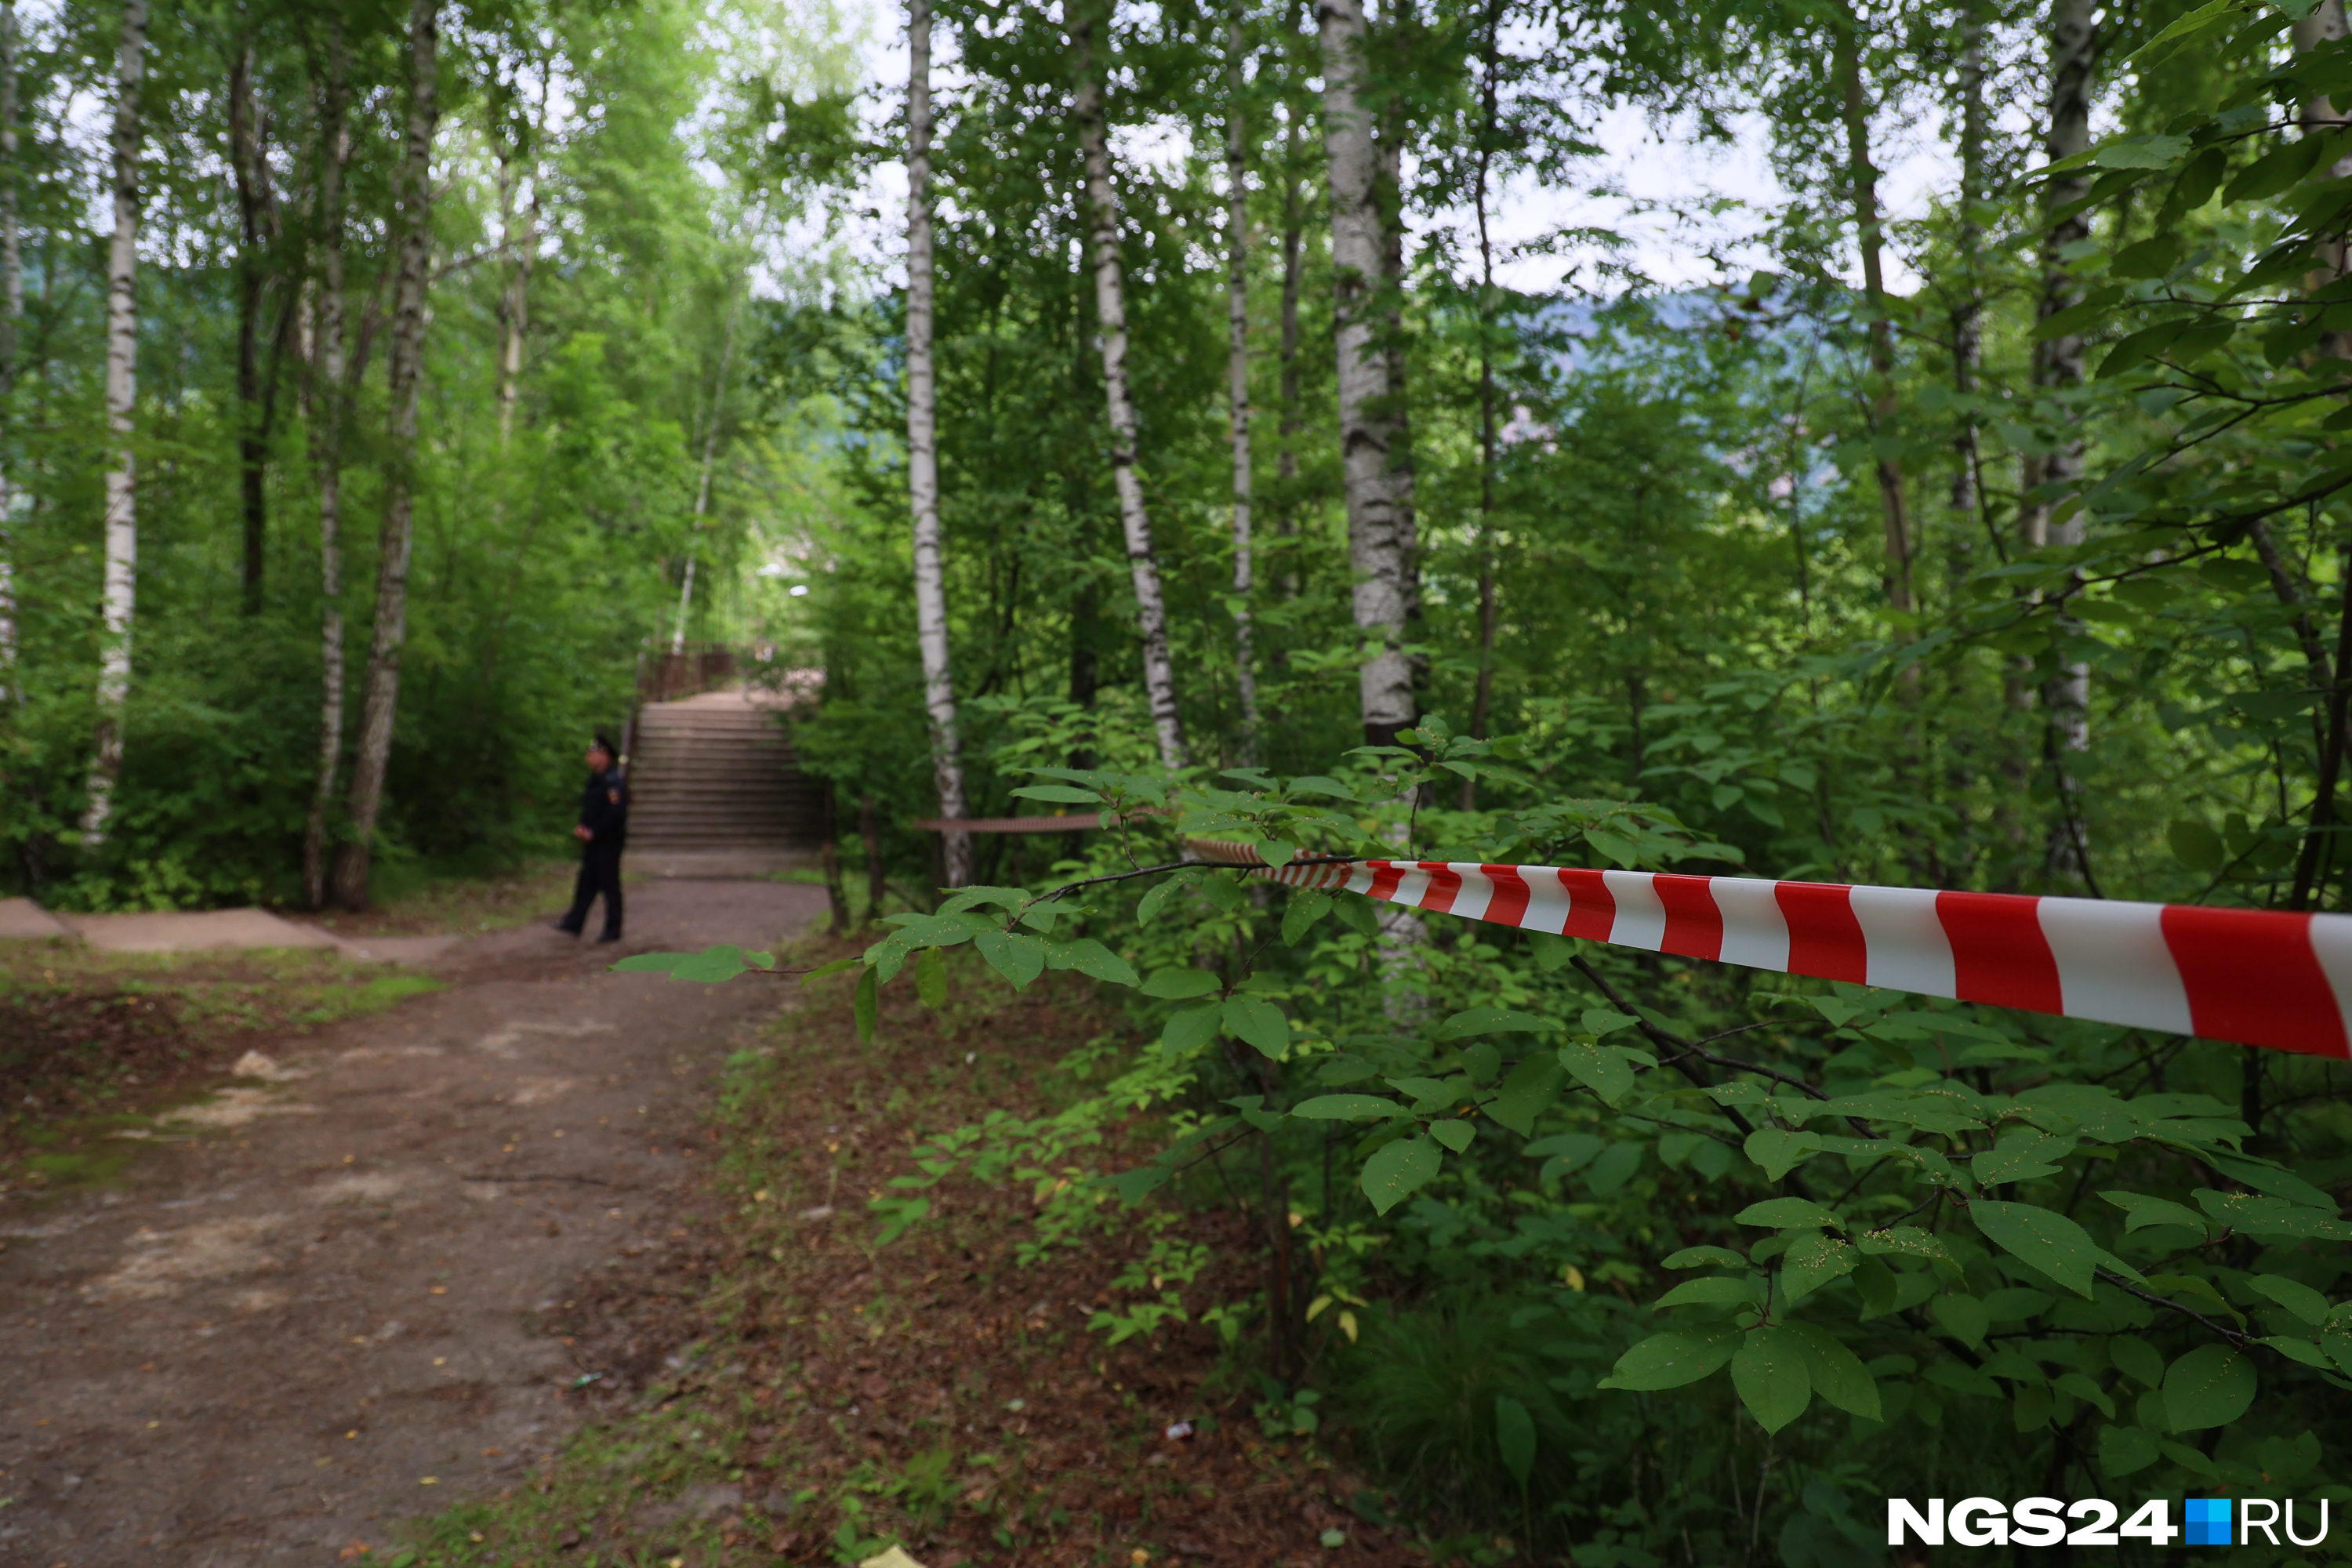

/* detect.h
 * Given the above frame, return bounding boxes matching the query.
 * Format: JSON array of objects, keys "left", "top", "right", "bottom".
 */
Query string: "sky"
[{"left": 800, "top": 0, "right": 1974, "bottom": 301}]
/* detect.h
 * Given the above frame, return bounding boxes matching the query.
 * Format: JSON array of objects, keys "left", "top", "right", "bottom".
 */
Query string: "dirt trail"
[{"left": 0, "top": 878, "right": 826, "bottom": 1568}]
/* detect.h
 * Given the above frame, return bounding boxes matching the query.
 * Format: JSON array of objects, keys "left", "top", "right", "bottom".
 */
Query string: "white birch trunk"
[
  {"left": 0, "top": 0, "right": 21, "bottom": 708},
  {"left": 671, "top": 314, "right": 735, "bottom": 654},
  {"left": 1316, "top": 0, "right": 1412, "bottom": 746},
  {"left": 2023, "top": 0, "right": 2096, "bottom": 886},
  {"left": 1073, "top": 13, "right": 1187, "bottom": 771},
  {"left": 906, "top": 0, "right": 972, "bottom": 885},
  {"left": 1225, "top": 2, "right": 1259, "bottom": 766},
  {"left": 302, "top": 20, "right": 350, "bottom": 910},
  {"left": 494, "top": 79, "right": 542, "bottom": 451},
  {"left": 82, "top": 0, "right": 145, "bottom": 846},
  {"left": 1832, "top": 9, "right": 1914, "bottom": 615},
  {"left": 332, "top": 0, "right": 437, "bottom": 909}
]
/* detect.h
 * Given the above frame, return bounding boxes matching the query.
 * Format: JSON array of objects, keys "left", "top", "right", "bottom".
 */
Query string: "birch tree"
[
  {"left": 2020, "top": 0, "right": 2097, "bottom": 886},
  {"left": 1831, "top": 4, "right": 1914, "bottom": 614},
  {"left": 82, "top": 0, "right": 146, "bottom": 847},
  {"left": 332, "top": 0, "right": 438, "bottom": 909},
  {"left": 494, "top": 56, "right": 545, "bottom": 451},
  {"left": 1462, "top": 0, "right": 1502, "bottom": 808},
  {"left": 907, "top": 0, "right": 972, "bottom": 885},
  {"left": 1224, "top": 0, "right": 1258, "bottom": 765},
  {"left": 1073, "top": 5, "right": 1188, "bottom": 771},
  {"left": 228, "top": 43, "right": 278, "bottom": 615},
  {"left": 302, "top": 18, "right": 350, "bottom": 911},
  {"left": 1316, "top": 0, "right": 1414, "bottom": 747},
  {"left": 0, "top": 0, "right": 20, "bottom": 711}
]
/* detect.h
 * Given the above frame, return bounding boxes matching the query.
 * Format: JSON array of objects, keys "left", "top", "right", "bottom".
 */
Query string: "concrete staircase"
[{"left": 624, "top": 688, "right": 825, "bottom": 877}]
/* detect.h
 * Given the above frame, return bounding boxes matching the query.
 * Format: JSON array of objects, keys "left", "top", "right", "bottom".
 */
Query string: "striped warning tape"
[{"left": 1185, "top": 840, "right": 2352, "bottom": 1058}]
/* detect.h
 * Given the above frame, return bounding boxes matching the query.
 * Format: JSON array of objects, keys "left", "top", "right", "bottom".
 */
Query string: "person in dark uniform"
[{"left": 556, "top": 735, "right": 627, "bottom": 942}]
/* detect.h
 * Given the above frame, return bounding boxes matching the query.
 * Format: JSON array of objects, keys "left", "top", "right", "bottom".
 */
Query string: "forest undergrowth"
[{"left": 390, "top": 944, "right": 1437, "bottom": 1568}]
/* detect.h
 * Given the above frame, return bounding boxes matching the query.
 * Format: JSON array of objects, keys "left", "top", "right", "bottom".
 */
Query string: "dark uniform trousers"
[{"left": 559, "top": 764, "right": 627, "bottom": 938}]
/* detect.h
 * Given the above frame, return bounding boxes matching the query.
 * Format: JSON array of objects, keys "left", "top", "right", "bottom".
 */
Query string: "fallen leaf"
[{"left": 419, "top": 1476, "right": 437, "bottom": 1486}]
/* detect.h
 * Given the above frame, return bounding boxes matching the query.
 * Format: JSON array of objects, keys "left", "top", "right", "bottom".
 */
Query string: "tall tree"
[
  {"left": 1225, "top": 0, "right": 1259, "bottom": 765},
  {"left": 1462, "top": 0, "right": 1503, "bottom": 806},
  {"left": 907, "top": 0, "right": 972, "bottom": 884},
  {"left": 332, "top": 0, "right": 439, "bottom": 908},
  {"left": 1317, "top": 0, "right": 1414, "bottom": 746},
  {"left": 1831, "top": 3, "right": 1914, "bottom": 614},
  {"left": 2020, "top": 0, "right": 2098, "bottom": 886},
  {"left": 1947, "top": 5, "right": 1987, "bottom": 546},
  {"left": 494, "top": 59, "right": 544, "bottom": 451},
  {"left": 82, "top": 0, "right": 146, "bottom": 846},
  {"left": 0, "top": 0, "right": 20, "bottom": 709},
  {"left": 228, "top": 42, "right": 279, "bottom": 615},
  {"left": 302, "top": 16, "right": 351, "bottom": 911},
  {"left": 1073, "top": 5, "right": 1188, "bottom": 771}
]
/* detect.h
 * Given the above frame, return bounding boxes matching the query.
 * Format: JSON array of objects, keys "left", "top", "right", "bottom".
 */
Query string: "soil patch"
[{"left": 396, "top": 949, "right": 1421, "bottom": 1568}]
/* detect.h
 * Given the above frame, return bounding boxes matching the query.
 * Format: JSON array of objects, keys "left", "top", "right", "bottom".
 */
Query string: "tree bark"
[
  {"left": 1949, "top": 7, "right": 1986, "bottom": 542},
  {"left": 332, "top": 0, "right": 438, "bottom": 909},
  {"left": 2020, "top": 0, "right": 2097, "bottom": 888},
  {"left": 1275, "top": 104, "right": 1304, "bottom": 601},
  {"left": 0, "top": 0, "right": 20, "bottom": 709},
  {"left": 671, "top": 311, "right": 736, "bottom": 654},
  {"left": 494, "top": 78, "right": 543, "bottom": 451},
  {"left": 1831, "top": 9, "right": 1913, "bottom": 615},
  {"left": 906, "top": 0, "right": 972, "bottom": 885},
  {"left": 82, "top": 0, "right": 145, "bottom": 847},
  {"left": 1316, "top": 0, "right": 1413, "bottom": 747},
  {"left": 1225, "top": 1, "right": 1259, "bottom": 766},
  {"left": 1461, "top": 0, "right": 1502, "bottom": 809},
  {"left": 230, "top": 44, "right": 274, "bottom": 615},
  {"left": 302, "top": 17, "right": 351, "bottom": 911},
  {"left": 1073, "top": 9, "right": 1188, "bottom": 771}
]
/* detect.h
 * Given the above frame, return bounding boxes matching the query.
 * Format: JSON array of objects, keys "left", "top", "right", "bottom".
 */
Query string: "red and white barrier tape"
[{"left": 1186, "top": 841, "right": 2352, "bottom": 1058}]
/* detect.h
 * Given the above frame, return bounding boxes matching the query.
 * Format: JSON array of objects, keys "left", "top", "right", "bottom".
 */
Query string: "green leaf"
[
  {"left": 1854, "top": 1226, "right": 1949, "bottom": 1262},
  {"left": 1780, "top": 1235, "right": 1858, "bottom": 1303},
  {"left": 915, "top": 946, "right": 948, "bottom": 1008},
  {"left": 1731, "top": 1327, "right": 1813, "bottom": 1433},
  {"left": 2168, "top": 818, "right": 2227, "bottom": 875},
  {"left": 1141, "top": 966, "right": 1222, "bottom": 1000},
  {"left": 2247, "top": 1274, "right": 2331, "bottom": 1326},
  {"left": 1494, "top": 1396, "right": 1535, "bottom": 1487},
  {"left": 1044, "top": 938, "right": 1141, "bottom": 987},
  {"left": 669, "top": 944, "right": 751, "bottom": 983},
  {"left": 852, "top": 964, "right": 878, "bottom": 1043},
  {"left": 2109, "top": 1335, "right": 2164, "bottom": 1388},
  {"left": 1559, "top": 1043, "right": 1638, "bottom": 1105},
  {"left": 611, "top": 951, "right": 688, "bottom": 974},
  {"left": 975, "top": 931, "right": 1046, "bottom": 989},
  {"left": 2128, "top": 0, "right": 2243, "bottom": 66},
  {"left": 1161, "top": 1002, "right": 1221, "bottom": 1055},
  {"left": 1430, "top": 1120, "right": 1475, "bottom": 1153},
  {"left": 2194, "top": 1188, "right": 2352, "bottom": 1239},
  {"left": 1137, "top": 869, "right": 1204, "bottom": 923},
  {"left": 1737, "top": 1197, "right": 1843, "bottom": 1230},
  {"left": 1222, "top": 995, "right": 1291, "bottom": 1058},
  {"left": 1581, "top": 1007, "right": 1640, "bottom": 1036},
  {"left": 1601, "top": 1325, "right": 1738, "bottom": 1391},
  {"left": 1784, "top": 1321, "right": 1880, "bottom": 1420},
  {"left": 1743, "top": 1129, "right": 1823, "bottom": 1182},
  {"left": 1970, "top": 1200, "right": 2098, "bottom": 1298},
  {"left": 2098, "top": 1424, "right": 2162, "bottom": 1478},
  {"left": 2161, "top": 1345, "right": 2256, "bottom": 1431},
  {"left": 1361, "top": 1136, "right": 1441, "bottom": 1215},
  {"left": 2101, "top": 1190, "right": 2212, "bottom": 1234},
  {"left": 2092, "top": 132, "right": 2190, "bottom": 169},
  {"left": 1974, "top": 1129, "right": 2074, "bottom": 1184},
  {"left": 1932, "top": 1294, "right": 1991, "bottom": 1346},
  {"left": 1583, "top": 1140, "right": 1644, "bottom": 1195},
  {"left": 1527, "top": 932, "right": 1574, "bottom": 971},
  {"left": 1281, "top": 889, "right": 1334, "bottom": 944},
  {"left": 1662, "top": 1245, "right": 1748, "bottom": 1269},
  {"left": 1291, "top": 1094, "right": 1405, "bottom": 1120},
  {"left": 1656, "top": 1276, "right": 1758, "bottom": 1309},
  {"left": 1009, "top": 784, "right": 1105, "bottom": 804},
  {"left": 1436, "top": 1007, "right": 1563, "bottom": 1040},
  {"left": 1486, "top": 1054, "right": 1566, "bottom": 1136}
]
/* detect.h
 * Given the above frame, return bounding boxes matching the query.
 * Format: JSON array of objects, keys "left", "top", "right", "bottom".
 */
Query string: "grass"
[
  {"left": 379, "top": 943, "right": 1420, "bottom": 1568},
  {"left": 0, "top": 918, "right": 463, "bottom": 1196},
  {"left": 306, "top": 856, "right": 578, "bottom": 937}
]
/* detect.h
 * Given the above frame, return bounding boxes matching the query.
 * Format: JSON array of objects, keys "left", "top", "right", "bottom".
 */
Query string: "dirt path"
[{"left": 0, "top": 878, "right": 826, "bottom": 1568}]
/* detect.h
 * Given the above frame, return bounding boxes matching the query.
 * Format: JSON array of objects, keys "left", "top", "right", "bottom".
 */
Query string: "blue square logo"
[{"left": 2187, "top": 1497, "right": 2233, "bottom": 1547}]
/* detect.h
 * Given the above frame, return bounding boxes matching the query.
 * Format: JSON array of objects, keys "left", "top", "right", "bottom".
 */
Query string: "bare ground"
[{"left": 0, "top": 877, "right": 828, "bottom": 1568}]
